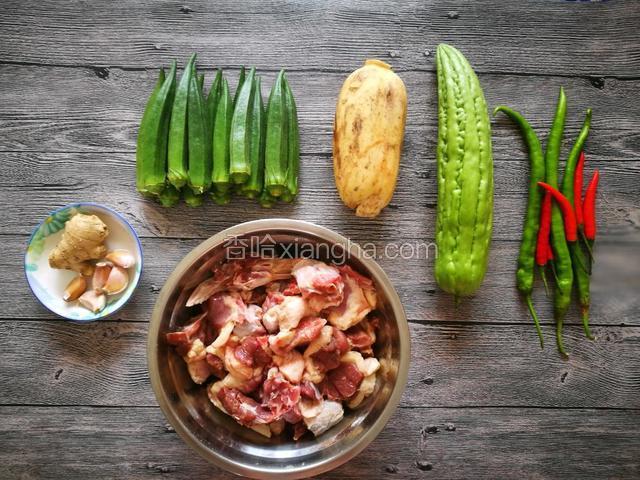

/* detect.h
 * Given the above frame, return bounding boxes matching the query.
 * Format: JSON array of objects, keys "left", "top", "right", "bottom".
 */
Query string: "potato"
[{"left": 333, "top": 59, "right": 407, "bottom": 217}]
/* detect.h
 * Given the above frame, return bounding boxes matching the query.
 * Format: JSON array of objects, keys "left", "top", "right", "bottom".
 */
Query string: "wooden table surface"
[{"left": 2, "top": 1, "right": 639, "bottom": 478}]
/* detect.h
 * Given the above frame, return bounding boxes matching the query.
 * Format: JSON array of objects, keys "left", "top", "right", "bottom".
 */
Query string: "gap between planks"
[{"left": 1, "top": 59, "right": 640, "bottom": 81}]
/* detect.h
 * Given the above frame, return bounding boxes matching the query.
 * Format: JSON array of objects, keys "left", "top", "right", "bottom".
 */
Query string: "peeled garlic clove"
[
  {"left": 93, "top": 262, "right": 112, "bottom": 290},
  {"left": 105, "top": 249, "right": 135, "bottom": 269},
  {"left": 102, "top": 266, "right": 129, "bottom": 295},
  {"left": 78, "top": 290, "right": 106, "bottom": 313},
  {"left": 63, "top": 275, "right": 87, "bottom": 302}
]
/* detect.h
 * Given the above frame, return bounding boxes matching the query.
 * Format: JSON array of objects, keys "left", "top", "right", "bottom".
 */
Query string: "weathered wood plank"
[
  {"left": 1, "top": 406, "right": 638, "bottom": 479},
  {"left": 2, "top": 320, "right": 638, "bottom": 408},
  {"left": 2, "top": 150, "right": 638, "bottom": 240},
  {"left": 0, "top": 0, "right": 638, "bottom": 77},
  {"left": 6, "top": 232, "right": 640, "bottom": 325},
  {"left": 0, "top": 66, "right": 638, "bottom": 150}
]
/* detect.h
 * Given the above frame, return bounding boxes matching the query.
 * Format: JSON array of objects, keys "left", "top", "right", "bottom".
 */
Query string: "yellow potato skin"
[{"left": 333, "top": 59, "right": 407, "bottom": 217}]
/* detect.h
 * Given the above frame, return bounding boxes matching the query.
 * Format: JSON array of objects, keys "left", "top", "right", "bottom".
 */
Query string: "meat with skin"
[
  {"left": 232, "top": 258, "right": 298, "bottom": 290},
  {"left": 165, "top": 312, "right": 211, "bottom": 356},
  {"left": 224, "top": 343, "right": 256, "bottom": 380},
  {"left": 261, "top": 368, "right": 301, "bottom": 421},
  {"left": 234, "top": 335, "right": 272, "bottom": 368},
  {"left": 326, "top": 266, "right": 376, "bottom": 330},
  {"left": 311, "top": 327, "right": 350, "bottom": 372},
  {"left": 303, "top": 400, "right": 344, "bottom": 437},
  {"left": 345, "top": 318, "right": 377, "bottom": 356},
  {"left": 273, "top": 349, "right": 305, "bottom": 383},
  {"left": 186, "top": 261, "right": 241, "bottom": 306},
  {"left": 300, "top": 380, "right": 322, "bottom": 401},
  {"left": 320, "top": 362, "right": 364, "bottom": 401},
  {"left": 270, "top": 316, "right": 326, "bottom": 355},
  {"left": 262, "top": 295, "right": 309, "bottom": 331},
  {"left": 282, "top": 278, "right": 301, "bottom": 296},
  {"left": 205, "top": 353, "right": 226, "bottom": 379},
  {"left": 184, "top": 339, "right": 212, "bottom": 384},
  {"left": 208, "top": 292, "right": 247, "bottom": 329},
  {"left": 291, "top": 259, "right": 344, "bottom": 311},
  {"left": 217, "top": 387, "right": 274, "bottom": 426},
  {"left": 234, "top": 304, "right": 266, "bottom": 338}
]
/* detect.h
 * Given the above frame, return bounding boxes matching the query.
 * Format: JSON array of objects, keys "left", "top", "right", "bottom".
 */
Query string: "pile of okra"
[{"left": 136, "top": 54, "right": 299, "bottom": 208}]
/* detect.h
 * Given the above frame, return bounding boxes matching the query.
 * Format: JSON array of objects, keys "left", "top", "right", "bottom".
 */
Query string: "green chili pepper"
[
  {"left": 494, "top": 106, "right": 545, "bottom": 348},
  {"left": 545, "top": 87, "right": 572, "bottom": 358},
  {"left": 560, "top": 109, "right": 594, "bottom": 340}
]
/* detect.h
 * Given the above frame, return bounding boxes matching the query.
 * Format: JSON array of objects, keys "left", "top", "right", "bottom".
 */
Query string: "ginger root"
[{"left": 48, "top": 213, "right": 109, "bottom": 276}]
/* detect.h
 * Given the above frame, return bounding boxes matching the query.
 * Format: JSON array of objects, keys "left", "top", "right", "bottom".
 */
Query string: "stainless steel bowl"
[{"left": 148, "top": 219, "right": 410, "bottom": 479}]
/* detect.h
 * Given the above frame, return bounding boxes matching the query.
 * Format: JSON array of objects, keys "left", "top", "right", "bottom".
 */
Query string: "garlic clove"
[
  {"left": 93, "top": 262, "right": 113, "bottom": 290},
  {"left": 105, "top": 249, "right": 136, "bottom": 269},
  {"left": 63, "top": 275, "right": 87, "bottom": 302},
  {"left": 102, "top": 266, "right": 129, "bottom": 295},
  {"left": 78, "top": 290, "right": 106, "bottom": 313}
]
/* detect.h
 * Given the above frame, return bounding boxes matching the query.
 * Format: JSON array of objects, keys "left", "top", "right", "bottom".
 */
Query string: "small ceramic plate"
[{"left": 25, "top": 203, "right": 143, "bottom": 322}]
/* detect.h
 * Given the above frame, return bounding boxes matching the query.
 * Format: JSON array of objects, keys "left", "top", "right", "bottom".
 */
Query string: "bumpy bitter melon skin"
[{"left": 435, "top": 44, "right": 494, "bottom": 297}]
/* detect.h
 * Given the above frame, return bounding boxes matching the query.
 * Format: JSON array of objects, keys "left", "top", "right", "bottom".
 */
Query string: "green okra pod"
[
  {"left": 212, "top": 77, "right": 233, "bottom": 194},
  {"left": 233, "top": 66, "right": 246, "bottom": 108},
  {"left": 229, "top": 67, "right": 256, "bottom": 184},
  {"left": 242, "top": 75, "right": 266, "bottom": 199},
  {"left": 136, "top": 63, "right": 177, "bottom": 197},
  {"left": 158, "top": 184, "right": 180, "bottom": 207},
  {"left": 264, "top": 70, "right": 289, "bottom": 197},
  {"left": 187, "top": 68, "right": 212, "bottom": 195},
  {"left": 206, "top": 69, "right": 223, "bottom": 133},
  {"left": 281, "top": 76, "right": 300, "bottom": 202},
  {"left": 167, "top": 54, "right": 197, "bottom": 188}
]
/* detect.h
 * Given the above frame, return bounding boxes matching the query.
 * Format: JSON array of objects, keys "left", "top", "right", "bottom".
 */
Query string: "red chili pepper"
[
  {"left": 547, "top": 243, "right": 554, "bottom": 261},
  {"left": 536, "top": 192, "right": 553, "bottom": 266},
  {"left": 537, "top": 182, "right": 578, "bottom": 242},
  {"left": 583, "top": 170, "right": 599, "bottom": 240},
  {"left": 574, "top": 151, "right": 585, "bottom": 227}
]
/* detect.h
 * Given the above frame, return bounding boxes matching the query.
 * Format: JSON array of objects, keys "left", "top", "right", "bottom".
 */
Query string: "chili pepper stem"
[
  {"left": 579, "top": 228, "right": 595, "bottom": 265},
  {"left": 573, "top": 245, "right": 590, "bottom": 274},
  {"left": 540, "top": 266, "right": 550, "bottom": 298},
  {"left": 581, "top": 306, "right": 595, "bottom": 340},
  {"left": 556, "top": 318, "right": 569, "bottom": 359},
  {"left": 525, "top": 295, "right": 544, "bottom": 349},
  {"left": 549, "top": 261, "right": 559, "bottom": 284}
]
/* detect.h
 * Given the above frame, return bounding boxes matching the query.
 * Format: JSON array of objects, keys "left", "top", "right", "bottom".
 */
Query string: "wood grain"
[
  {"left": 2, "top": 1, "right": 639, "bottom": 478},
  {"left": 1, "top": 405, "right": 638, "bottom": 479},
  {"left": 7, "top": 233, "right": 640, "bottom": 325},
  {"left": 2, "top": 150, "right": 638, "bottom": 241},
  {"left": 0, "top": 0, "right": 638, "bottom": 77},
  {"left": 0, "top": 66, "right": 639, "bottom": 152},
  {"left": 2, "top": 320, "right": 638, "bottom": 409}
]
